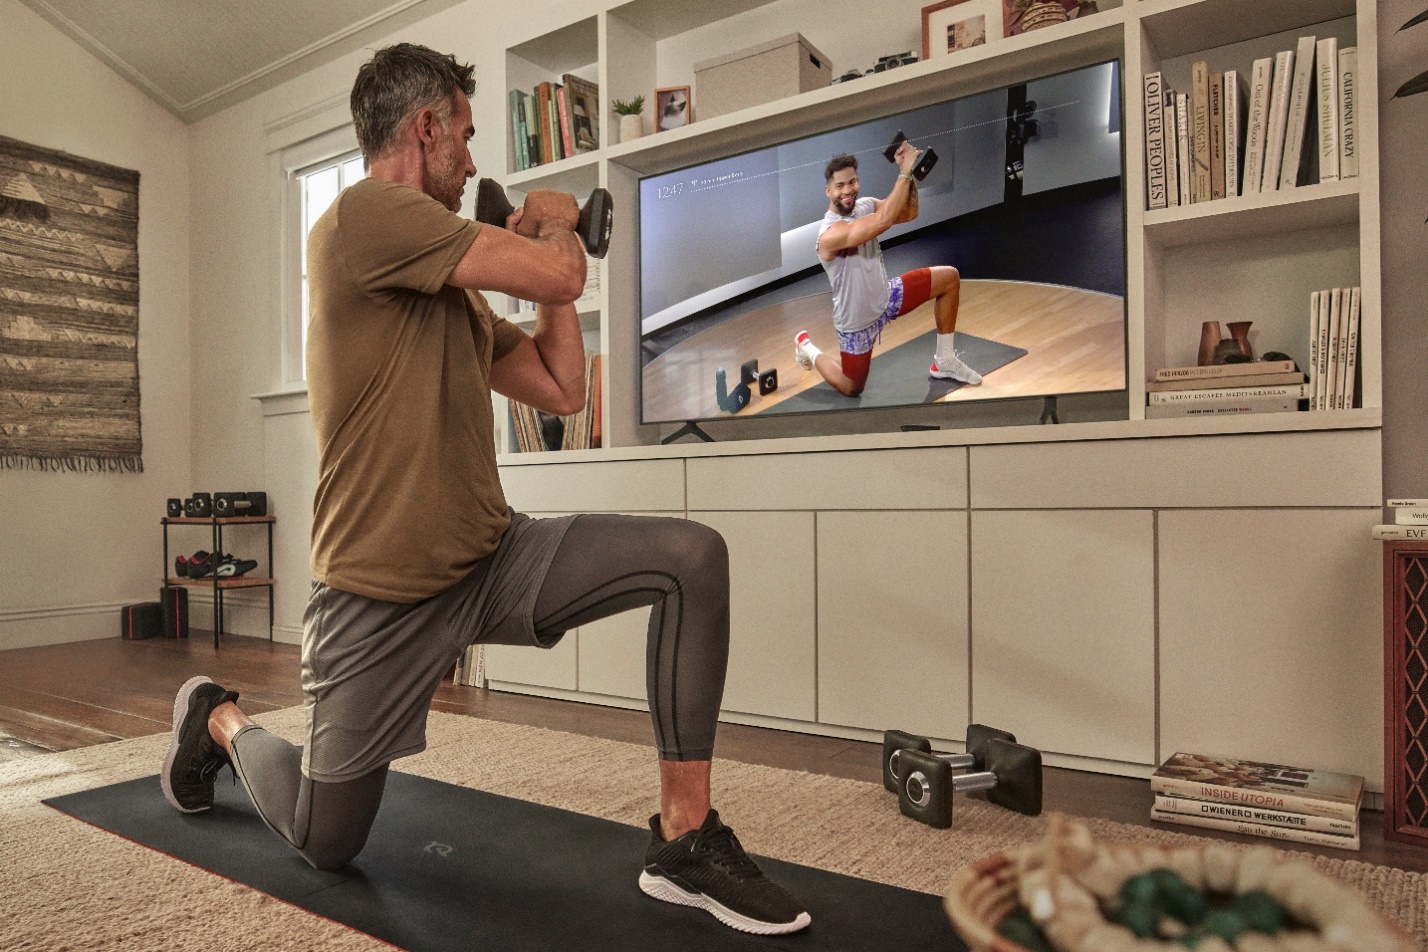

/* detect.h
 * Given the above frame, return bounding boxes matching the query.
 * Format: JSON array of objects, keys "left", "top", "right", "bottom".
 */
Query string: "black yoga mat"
[
  {"left": 45, "top": 771, "right": 962, "bottom": 952},
  {"left": 773, "top": 330, "right": 1027, "bottom": 414}
]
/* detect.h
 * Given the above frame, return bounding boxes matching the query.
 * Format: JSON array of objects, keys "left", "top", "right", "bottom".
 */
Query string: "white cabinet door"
[
  {"left": 972, "top": 510, "right": 1156, "bottom": 765},
  {"left": 485, "top": 636, "right": 579, "bottom": 691},
  {"left": 817, "top": 510, "right": 968, "bottom": 743},
  {"left": 690, "top": 511, "right": 817, "bottom": 721},
  {"left": 1159, "top": 508, "right": 1382, "bottom": 784}
]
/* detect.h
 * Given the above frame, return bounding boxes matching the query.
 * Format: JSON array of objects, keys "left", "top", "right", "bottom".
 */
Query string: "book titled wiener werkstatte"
[{"left": 1151, "top": 752, "right": 1363, "bottom": 822}]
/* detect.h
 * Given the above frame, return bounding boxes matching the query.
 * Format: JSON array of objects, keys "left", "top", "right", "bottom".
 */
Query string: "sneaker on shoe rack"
[
  {"left": 640, "top": 809, "right": 811, "bottom": 935},
  {"left": 929, "top": 351, "right": 983, "bottom": 385},
  {"left": 186, "top": 551, "right": 214, "bottom": 579},
  {"left": 174, "top": 555, "right": 190, "bottom": 579},
  {"left": 214, "top": 554, "right": 258, "bottom": 578},
  {"left": 161, "top": 675, "right": 240, "bottom": 813},
  {"left": 793, "top": 331, "right": 813, "bottom": 371}
]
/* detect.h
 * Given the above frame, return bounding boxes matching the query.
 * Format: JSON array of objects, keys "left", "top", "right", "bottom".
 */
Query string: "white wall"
[{"left": 0, "top": 0, "right": 192, "bottom": 648}]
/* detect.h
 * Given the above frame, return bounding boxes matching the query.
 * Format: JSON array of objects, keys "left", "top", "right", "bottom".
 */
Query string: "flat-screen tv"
[{"left": 637, "top": 59, "right": 1127, "bottom": 426}]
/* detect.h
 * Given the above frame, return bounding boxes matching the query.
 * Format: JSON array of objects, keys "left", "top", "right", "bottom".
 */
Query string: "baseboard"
[{"left": 0, "top": 601, "right": 130, "bottom": 649}]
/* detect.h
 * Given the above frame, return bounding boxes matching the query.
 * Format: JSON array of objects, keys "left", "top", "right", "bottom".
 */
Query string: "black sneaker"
[
  {"left": 187, "top": 550, "right": 213, "bottom": 579},
  {"left": 160, "top": 676, "right": 239, "bottom": 813},
  {"left": 640, "top": 810, "right": 811, "bottom": 934},
  {"left": 214, "top": 553, "right": 258, "bottom": 578}
]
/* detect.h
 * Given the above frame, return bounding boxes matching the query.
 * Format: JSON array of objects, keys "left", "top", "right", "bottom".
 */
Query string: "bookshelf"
[{"left": 496, "top": 0, "right": 1379, "bottom": 451}]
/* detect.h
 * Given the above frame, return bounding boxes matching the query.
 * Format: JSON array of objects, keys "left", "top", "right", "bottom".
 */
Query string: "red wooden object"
[{"left": 1384, "top": 541, "right": 1428, "bottom": 845}]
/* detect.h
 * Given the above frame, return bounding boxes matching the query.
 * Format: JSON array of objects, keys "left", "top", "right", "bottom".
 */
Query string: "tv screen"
[{"left": 637, "top": 59, "right": 1127, "bottom": 425}]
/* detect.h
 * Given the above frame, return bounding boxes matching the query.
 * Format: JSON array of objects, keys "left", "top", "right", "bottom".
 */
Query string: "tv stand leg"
[
  {"left": 1040, "top": 396, "right": 1060, "bottom": 425},
  {"left": 662, "top": 421, "right": 715, "bottom": 444}
]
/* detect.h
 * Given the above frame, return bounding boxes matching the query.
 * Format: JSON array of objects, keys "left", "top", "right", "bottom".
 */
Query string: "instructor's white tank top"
[{"left": 817, "top": 197, "right": 889, "bottom": 335}]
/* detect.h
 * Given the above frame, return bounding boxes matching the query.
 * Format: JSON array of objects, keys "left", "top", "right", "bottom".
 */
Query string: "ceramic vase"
[
  {"left": 618, "top": 114, "right": 644, "bottom": 144},
  {"left": 1226, "top": 321, "right": 1254, "bottom": 359},
  {"left": 1197, "top": 321, "right": 1223, "bottom": 366}
]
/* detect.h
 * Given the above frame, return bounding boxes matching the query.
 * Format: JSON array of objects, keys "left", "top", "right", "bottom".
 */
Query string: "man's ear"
[{"left": 414, "top": 108, "right": 439, "bottom": 146}]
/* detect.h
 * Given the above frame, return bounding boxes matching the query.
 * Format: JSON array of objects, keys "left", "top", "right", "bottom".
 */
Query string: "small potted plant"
[{"left": 613, "top": 96, "right": 645, "bottom": 144}]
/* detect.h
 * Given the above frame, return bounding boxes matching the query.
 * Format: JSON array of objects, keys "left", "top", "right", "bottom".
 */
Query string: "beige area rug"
[{"left": 2, "top": 708, "right": 1425, "bottom": 951}]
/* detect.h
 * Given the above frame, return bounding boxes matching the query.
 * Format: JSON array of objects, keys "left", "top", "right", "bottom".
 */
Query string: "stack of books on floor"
[
  {"left": 1143, "top": 34, "right": 1357, "bottom": 210},
  {"left": 1371, "top": 498, "right": 1428, "bottom": 540},
  {"left": 1307, "top": 286, "right": 1360, "bottom": 410},
  {"left": 1145, "top": 359, "right": 1306, "bottom": 418},
  {"left": 1150, "top": 752, "right": 1363, "bottom": 851}
]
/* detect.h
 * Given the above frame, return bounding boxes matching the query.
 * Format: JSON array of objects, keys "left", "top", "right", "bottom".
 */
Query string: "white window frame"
[{"left": 278, "top": 125, "right": 360, "bottom": 387}]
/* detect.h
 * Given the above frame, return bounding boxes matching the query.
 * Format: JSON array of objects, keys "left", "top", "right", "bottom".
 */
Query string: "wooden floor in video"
[{"left": 641, "top": 280, "right": 1126, "bottom": 422}]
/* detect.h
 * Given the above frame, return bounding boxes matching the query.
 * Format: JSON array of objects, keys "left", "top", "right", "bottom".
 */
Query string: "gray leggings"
[{"left": 229, "top": 514, "right": 730, "bottom": 870}]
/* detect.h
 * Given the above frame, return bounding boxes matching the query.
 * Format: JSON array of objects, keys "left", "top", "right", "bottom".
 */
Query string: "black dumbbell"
[
  {"left": 881, "top": 724, "right": 1016, "bottom": 792},
  {"left": 715, "top": 368, "right": 750, "bottom": 413},
  {"left": 884, "top": 727, "right": 1042, "bottom": 829},
  {"left": 882, "top": 130, "right": 938, "bottom": 182},
  {"left": 475, "top": 177, "right": 613, "bottom": 259},
  {"left": 758, "top": 367, "right": 778, "bottom": 395}
]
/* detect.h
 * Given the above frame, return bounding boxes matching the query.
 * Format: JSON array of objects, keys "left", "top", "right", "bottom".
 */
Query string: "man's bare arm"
[
  {"left": 817, "top": 177, "right": 916, "bottom": 260},
  {"left": 894, "top": 180, "right": 919, "bottom": 224},
  {"left": 448, "top": 189, "right": 586, "bottom": 304},
  {"left": 489, "top": 302, "right": 587, "bottom": 416}
]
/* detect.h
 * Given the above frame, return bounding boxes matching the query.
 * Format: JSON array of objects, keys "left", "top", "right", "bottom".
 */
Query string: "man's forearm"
[
  {"left": 530, "top": 300, "right": 587, "bottom": 411},
  {"left": 879, "top": 176, "right": 914, "bottom": 228}
]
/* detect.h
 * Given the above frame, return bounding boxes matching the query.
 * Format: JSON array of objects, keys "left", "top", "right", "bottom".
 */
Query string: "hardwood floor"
[{"left": 4, "top": 633, "right": 1426, "bottom": 874}]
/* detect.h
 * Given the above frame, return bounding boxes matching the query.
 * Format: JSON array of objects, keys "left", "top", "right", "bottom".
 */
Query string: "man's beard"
[
  {"left": 837, "top": 193, "right": 857, "bottom": 214},
  {"left": 430, "top": 150, "right": 465, "bottom": 211}
]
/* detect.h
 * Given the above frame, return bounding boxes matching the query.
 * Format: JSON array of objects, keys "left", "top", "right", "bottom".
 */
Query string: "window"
[{"left": 295, "top": 152, "right": 365, "bottom": 374}]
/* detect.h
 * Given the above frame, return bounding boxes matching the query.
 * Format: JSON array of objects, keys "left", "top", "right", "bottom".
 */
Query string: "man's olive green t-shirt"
[{"left": 305, "top": 177, "right": 526, "bottom": 603}]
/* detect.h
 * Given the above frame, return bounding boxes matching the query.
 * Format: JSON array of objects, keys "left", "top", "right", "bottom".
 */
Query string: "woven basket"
[
  {"left": 944, "top": 841, "right": 1417, "bottom": 952},
  {"left": 943, "top": 850, "right": 1034, "bottom": 952}
]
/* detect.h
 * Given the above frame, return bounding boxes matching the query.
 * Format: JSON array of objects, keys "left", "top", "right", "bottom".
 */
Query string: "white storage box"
[{"left": 693, "top": 33, "right": 832, "bottom": 120}]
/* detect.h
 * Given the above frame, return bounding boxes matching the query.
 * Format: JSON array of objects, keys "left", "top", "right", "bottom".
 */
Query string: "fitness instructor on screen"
[
  {"left": 158, "top": 42, "right": 809, "bottom": 937},
  {"left": 795, "top": 144, "right": 982, "bottom": 395}
]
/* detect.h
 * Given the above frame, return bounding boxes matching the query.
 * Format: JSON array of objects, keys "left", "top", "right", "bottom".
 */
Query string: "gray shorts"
[{"left": 299, "top": 511, "right": 576, "bottom": 782}]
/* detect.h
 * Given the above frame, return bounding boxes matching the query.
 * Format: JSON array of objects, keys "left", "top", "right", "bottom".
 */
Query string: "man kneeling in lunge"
[
  {"left": 160, "top": 41, "right": 809, "bottom": 937},
  {"left": 795, "top": 145, "right": 982, "bottom": 396}
]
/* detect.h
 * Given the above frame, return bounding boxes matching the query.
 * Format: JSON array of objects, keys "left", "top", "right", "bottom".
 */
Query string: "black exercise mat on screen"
[
  {"left": 45, "top": 772, "right": 962, "bottom": 951},
  {"left": 773, "top": 330, "right": 1027, "bottom": 414}
]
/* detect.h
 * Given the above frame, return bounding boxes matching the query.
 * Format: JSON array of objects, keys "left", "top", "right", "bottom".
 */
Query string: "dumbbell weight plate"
[
  {"left": 881, "top": 729, "right": 931, "bottom": 792},
  {"left": 983, "top": 738, "right": 1043, "bottom": 817},
  {"left": 895, "top": 749, "right": 953, "bottom": 829}
]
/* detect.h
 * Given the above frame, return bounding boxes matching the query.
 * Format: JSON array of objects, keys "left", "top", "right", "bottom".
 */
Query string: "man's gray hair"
[{"left": 351, "top": 43, "right": 477, "bottom": 162}]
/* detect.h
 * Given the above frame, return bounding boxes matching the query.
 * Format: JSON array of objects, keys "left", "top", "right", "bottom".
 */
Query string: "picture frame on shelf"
[
  {"left": 655, "top": 85, "right": 692, "bottom": 132},
  {"left": 922, "top": 0, "right": 1002, "bottom": 61}
]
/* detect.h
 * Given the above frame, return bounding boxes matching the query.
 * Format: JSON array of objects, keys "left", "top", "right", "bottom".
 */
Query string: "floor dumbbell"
[
  {"left": 475, "top": 177, "right": 613, "bottom": 259},
  {"left": 883, "top": 726, "right": 1043, "bottom": 829}
]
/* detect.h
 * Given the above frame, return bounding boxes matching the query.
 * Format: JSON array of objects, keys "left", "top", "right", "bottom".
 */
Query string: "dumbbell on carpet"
[{"left": 883, "top": 726, "right": 1043, "bottom": 829}]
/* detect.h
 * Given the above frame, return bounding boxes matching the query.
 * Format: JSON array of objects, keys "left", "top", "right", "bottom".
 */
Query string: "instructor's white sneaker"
[
  {"left": 793, "top": 331, "right": 814, "bottom": 371},
  {"left": 929, "top": 352, "right": 983, "bottom": 385}
]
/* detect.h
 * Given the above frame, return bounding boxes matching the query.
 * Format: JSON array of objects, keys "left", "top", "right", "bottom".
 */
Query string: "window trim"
[{"left": 278, "top": 126, "right": 360, "bottom": 387}]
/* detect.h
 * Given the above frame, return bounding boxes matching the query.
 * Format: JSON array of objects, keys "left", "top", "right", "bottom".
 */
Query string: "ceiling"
[{"left": 17, "top": 0, "right": 471, "bottom": 123}]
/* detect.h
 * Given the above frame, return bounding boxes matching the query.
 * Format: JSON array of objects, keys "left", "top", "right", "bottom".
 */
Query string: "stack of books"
[
  {"left": 510, "top": 74, "right": 600, "bottom": 171},
  {"left": 1307, "top": 286, "right": 1361, "bottom": 411},
  {"left": 1150, "top": 752, "right": 1363, "bottom": 851},
  {"left": 1143, "top": 35, "right": 1358, "bottom": 209},
  {"left": 1145, "top": 359, "right": 1306, "bottom": 418},
  {"left": 1371, "top": 499, "right": 1428, "bottom": 541}
]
